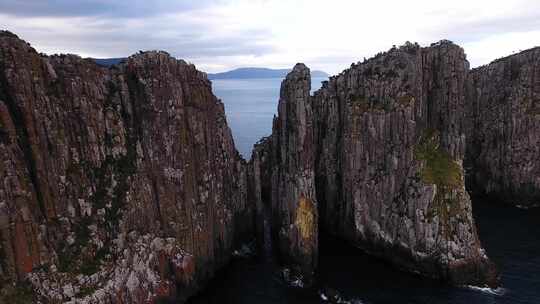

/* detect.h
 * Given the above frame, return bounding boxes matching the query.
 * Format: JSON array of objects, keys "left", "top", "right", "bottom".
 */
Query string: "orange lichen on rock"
[{"left": 295, "top": 195, "right": 316, "bottom": 243}]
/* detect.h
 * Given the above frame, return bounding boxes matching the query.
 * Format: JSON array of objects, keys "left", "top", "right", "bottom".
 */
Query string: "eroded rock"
[
  {"left": 0, "top": 31, "right": 253, "bottom": 303},
  {"left": 266, "top": 64, "right": 318, "bottom": 285}
]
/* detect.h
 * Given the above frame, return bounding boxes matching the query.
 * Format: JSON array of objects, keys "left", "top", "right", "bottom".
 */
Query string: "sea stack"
[{"left": 250, "top": 64, "right": 319, "bottom": 285}]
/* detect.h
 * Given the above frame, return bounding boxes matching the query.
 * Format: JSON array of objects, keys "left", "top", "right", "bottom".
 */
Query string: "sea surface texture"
[{"left": 212, "top": 77, "right": 326, "bottom": 158}]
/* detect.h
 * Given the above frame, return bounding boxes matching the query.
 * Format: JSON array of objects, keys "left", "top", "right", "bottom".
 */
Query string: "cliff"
[
  {"left": 3, "top": 30, "right": 539, "bottom": 302},
  {"left": 252, "top": 41, "right": 498, "bottom": 287},
  {"left": 465, "top": 47, "right": 540, "bottom": 207},
  {"left": 272, "top": 64, "right": 318, "bottom": 284},
  {"left": 0, "top": 31, "right": 253, "bottom": 303}
]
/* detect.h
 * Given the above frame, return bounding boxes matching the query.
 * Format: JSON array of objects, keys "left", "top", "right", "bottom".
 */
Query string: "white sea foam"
[
  {"left": 515, "top": 203, "right": 540, "bottom": 210},
  {"left": 281, "top": 268, "right": 305, "bottom": 288},
  {"left": 466, "top": 285, "right": 507, "bottom": 296},
  {"left": 232, "top": 243, "right": 254, "bottom": 258},
  {"left": 318, "top": 289, "right": 365, "bottom": 303},
  {"left": 290, "top": 278, "right": 305, "bottom": 288}
]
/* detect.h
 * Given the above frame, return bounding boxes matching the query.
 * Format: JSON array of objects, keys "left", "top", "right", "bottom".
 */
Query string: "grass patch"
[
  {"left": 414, "top": 130, "right": 462, "bottom": 189},
  {"left": 415, "top": 130, "right": 468, "bottom": 243},
  {"left": 350, "top": 95, "right": 392, "bottom": 113}
]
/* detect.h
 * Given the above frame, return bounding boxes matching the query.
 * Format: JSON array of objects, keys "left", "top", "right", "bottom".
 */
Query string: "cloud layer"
[{"left": 2, "top": 0, "right": 539, "bottom": 74}]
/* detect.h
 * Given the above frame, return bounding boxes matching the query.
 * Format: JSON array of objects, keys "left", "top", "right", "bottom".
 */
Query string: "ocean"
[
  {"left": 212, "top": 77, "right": 327, "bottom": 159},
  {"left": 201, "top": 77, "right": 540, "bottom": 304}
]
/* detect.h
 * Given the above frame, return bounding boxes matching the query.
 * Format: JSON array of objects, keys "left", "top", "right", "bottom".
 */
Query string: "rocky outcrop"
[
  {"left": 250, "top": 64, "right": 318, "bottom": 285},
  {"left": 313, "top": 41, "right": 498, "bottom": 286},
  {"left": 0, "top": 31, "right": 253, "bottom": 303},
  {"left": 465, "top": 48, "right": 540, "bottom": 207},
  {"left": 252, "top": 42, "right": 498, "bottom": 287}
]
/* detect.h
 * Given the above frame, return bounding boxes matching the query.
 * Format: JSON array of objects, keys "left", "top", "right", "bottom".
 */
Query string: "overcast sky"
[{"left": 1, "top": 0, "right": 539, "bottom": 74}]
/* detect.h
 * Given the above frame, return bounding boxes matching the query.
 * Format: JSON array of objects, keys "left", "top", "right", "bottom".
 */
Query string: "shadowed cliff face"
[
  {"left": 465, "top": 47, "right": 540, "bottom": 208},
  {"left": 0, "top": 31, "right": 253, "bottom": 303},
  {"left": 251, "top": 42, "right": 499, "bottom": 287}
]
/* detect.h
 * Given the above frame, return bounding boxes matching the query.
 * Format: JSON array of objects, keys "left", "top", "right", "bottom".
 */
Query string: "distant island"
[
  {"left": 207, "top": 67, "right": 329, "bottom": 79},
  {"left": 92, "top": 58, "right": 125, "bottom": 67},
  {"left": 90, "top": 59, "right": 329, "bottom": 80}
]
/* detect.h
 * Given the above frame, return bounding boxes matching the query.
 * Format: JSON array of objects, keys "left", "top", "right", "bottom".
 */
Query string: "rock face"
[
  {"left": 272, "top": 64, "right": 318, "bottom": 284},
  {"left": 4, "top": 29, "right": 538, "bottom": 301},
  {"left": 312, "top": 41, "right": 497, "bottom": 286},
  {"left": 250, "top": 64, "right": 318, "bottom": 285},
  {"left": 0, "top": 31, "right": 253, "bottom": 303},
  {"left": 465, "top": 48, "right": 540, "bottom": 207},
  {"left": 252, "top": 42, "right": 498, "bottom": 286}
]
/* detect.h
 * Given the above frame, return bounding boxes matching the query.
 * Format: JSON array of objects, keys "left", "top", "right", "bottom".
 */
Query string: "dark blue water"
[
  {"left": 201, "top": 78, "right": 540, "bottom": 303},
  {"left": 188, "top": 199, "right": 540, "bottom": 304},
  {"left": 212, "top": 77, "right": 326, "bottom": 159}
]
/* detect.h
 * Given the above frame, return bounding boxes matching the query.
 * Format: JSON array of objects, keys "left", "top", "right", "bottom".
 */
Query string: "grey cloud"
[
  {"left": 6, "top": 13, "right": 275, "bottom": 60},
  {"left": 424, "top": 11, "right": 540, "bottom": 43},
  {"left": 0, "top": 0, "right": 218, "bottom": 18}
]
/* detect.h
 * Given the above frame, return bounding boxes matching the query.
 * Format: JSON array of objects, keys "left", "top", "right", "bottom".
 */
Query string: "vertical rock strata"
[
  {"left": 466, "top": 47, "right": 540, "bottom": 207},
  {"left": 249, "top": 64, "right": 318, "bottom": 285},
  {"left": 271, "top": 64, "right": 318, "bottom": 284},
  {"left": 252, "top": 42, "right": 498, "bottom": 286},
  {"left": 313, "top": 41, "right": 496, "bottom": 286},
  {"left": 4, "top": 29, "right": 539, "bottom": 301},
  {"left": 0, "top": 31, "right": 253, "bottom": 303}
]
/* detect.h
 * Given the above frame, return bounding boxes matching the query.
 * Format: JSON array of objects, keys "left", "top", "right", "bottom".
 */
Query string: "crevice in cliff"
[
  {"left": 150, "top": 178, "right": 163, "bottom": 227},
  {"left": 0, "top": 61, "right": 48, "bottom": 220},
  {"left": 124, "top": 71, "right": 165, "bottom": 229},
  {"left": 261, "top": 203, "right": 275, "bottom": 263}
]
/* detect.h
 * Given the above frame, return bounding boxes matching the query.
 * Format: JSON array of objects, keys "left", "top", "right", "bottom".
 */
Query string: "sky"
[{"left": 1, "top": 0, "right": 539, "bottom": 74}]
